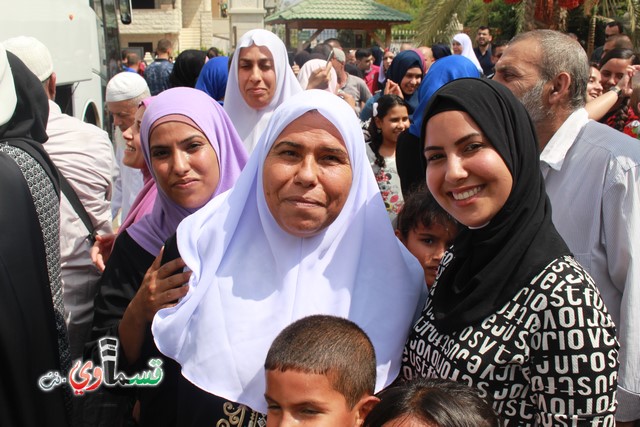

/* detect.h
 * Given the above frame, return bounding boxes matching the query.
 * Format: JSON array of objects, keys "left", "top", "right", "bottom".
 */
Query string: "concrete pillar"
[{"left": 227, "top": 0, "right": 265, "bottom": 49}]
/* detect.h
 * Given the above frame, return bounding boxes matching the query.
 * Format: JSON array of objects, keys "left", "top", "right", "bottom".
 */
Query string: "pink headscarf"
[{"left": 127, "top": 87, "right": 248, "bottom": 255}]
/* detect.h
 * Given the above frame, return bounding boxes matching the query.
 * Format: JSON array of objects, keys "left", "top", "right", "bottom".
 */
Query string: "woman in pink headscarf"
[{"left": 85, "top": 87, "right": 248, "bottom": 426}]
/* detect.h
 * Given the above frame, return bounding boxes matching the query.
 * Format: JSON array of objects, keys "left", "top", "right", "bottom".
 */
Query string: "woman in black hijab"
[
  {"left": 169, "top": 49, "right": 208, "bottom": 88},
  {"left": 0, "top": 47, "right": 70, "bottom": 427},
  {"left": 401, "top": 78, "right": 618, "bottom": 425}
]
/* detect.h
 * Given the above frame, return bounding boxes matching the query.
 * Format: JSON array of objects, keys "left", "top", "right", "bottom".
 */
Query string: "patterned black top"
[{"left": 402, "top": 255, "right": 619, "bottom": 426}]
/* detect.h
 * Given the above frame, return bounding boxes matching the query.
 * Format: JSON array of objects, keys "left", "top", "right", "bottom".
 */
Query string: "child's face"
[
  {"left": 399, "top": 222, "right": 456, "bottom": 287},
  {"left": 265, "top": 369, "right": 373, "bottom": 427},
  {"left": 374, "top": 105, "right": 409, "bottom": 146}
]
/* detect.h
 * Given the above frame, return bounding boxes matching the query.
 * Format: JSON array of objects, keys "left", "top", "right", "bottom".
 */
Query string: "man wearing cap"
[
  {"left": 105, "top": 71, "right": 150, "bottom": 223},
  {"left": 0, "top": 42, "right": 72, "bottom": 427},
  {"left": 331, "top": 48, "right": 372, "bottom": 115},
  {"left": 4, "top": 36, "right": 115, "bottom": 360}
]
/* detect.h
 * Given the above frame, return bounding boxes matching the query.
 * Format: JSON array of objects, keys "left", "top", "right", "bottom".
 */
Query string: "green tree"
[{"left": 413, "top": 0, "right": 639, "bottom": 48}]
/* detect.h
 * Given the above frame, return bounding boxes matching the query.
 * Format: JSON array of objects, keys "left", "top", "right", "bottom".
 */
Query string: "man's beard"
[{"left": 519, "top": 80, "right": 552, "bottom": 124}]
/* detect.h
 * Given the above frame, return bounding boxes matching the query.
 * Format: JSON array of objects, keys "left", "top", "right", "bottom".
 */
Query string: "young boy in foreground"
[{"left": 264, "top": 315, "right": 379, "bottom": 427}]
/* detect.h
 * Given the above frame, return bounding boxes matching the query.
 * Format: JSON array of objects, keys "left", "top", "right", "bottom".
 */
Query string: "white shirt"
[
  {"left": 540, "top": 108, "right": 640, "bottom": 421},
  {"left": 44, "top": 100, "right": 114, "bottom": 358}
]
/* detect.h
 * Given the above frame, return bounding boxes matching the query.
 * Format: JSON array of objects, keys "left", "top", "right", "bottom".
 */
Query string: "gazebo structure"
[{"left": 264, "top": 0, "right": 412, "bottom": 49}]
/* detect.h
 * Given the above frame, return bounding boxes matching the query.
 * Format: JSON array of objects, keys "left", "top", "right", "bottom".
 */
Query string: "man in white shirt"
[
  {"left": 493, "top": 29, "right": 640, "bottom": 426},
  {"left": 4, "top": 36, "right": 115, "bottom": 359}
]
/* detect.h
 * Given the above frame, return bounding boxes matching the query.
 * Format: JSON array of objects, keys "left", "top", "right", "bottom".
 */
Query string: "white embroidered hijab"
[
  {"left": 224, "top": 29, "right": 302, "bottom": 153},
  {"left": 152, "top": 89, "right": 425, "bottom": 413}
]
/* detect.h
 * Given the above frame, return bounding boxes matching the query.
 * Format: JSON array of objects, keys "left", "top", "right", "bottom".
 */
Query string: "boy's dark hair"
[
  {"left": 356, "top": 49, "right": 373, "bottom": 60},
  {"left": 396, "top": 186, "right": 457, "bottom": 240},
  {"left": 364, "top": 378, "right": 500, "bottom": 427},
  {"left": 265, "top": 315, "right": 376, "bottom": 408},
  {"left": 368, "top": 94, "right": 407, "bottom": 168}
]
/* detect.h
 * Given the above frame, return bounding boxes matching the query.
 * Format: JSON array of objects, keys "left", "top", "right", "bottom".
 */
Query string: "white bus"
[{"left": 1, "top": 0, "right": 132, "bottom": 130}]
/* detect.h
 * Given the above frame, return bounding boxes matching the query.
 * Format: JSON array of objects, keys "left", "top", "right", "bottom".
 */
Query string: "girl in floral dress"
[{"left": 366, "top": 94, "right": 409, "bottom": 222}]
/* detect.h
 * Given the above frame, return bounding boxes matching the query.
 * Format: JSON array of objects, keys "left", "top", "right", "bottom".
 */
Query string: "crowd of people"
[{"left": 1, "top": 22, "right": 639, "bottom": 427}]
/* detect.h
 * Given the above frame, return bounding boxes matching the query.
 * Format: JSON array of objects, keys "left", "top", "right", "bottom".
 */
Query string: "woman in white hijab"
[
  {"left": 153, "top": 89, "right": 425, "bottom": 422},
  {"left": 224, "top": 29, "right": 303, "bottom": 153},
  {"left": 452, "top": 33, "right": 483, "bottom": 74}
]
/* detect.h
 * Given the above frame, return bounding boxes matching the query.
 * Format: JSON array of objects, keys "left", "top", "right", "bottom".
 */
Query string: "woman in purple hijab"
[{"left": 85, "top": 87, "right": 248, "bottom": 426}]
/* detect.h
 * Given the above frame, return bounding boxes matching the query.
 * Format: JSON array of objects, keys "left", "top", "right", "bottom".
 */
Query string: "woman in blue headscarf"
[
  {"left": 360, "top": 50, "right": 425, "bottom": 122},
  {"left": 395, "top": 55, "right": 480, "bottom": 196},
  {"left": 195, "top": 56, "right": 229, "bottom": 104}
]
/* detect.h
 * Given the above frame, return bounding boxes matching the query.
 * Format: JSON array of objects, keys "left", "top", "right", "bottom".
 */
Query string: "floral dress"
[{"left": 366, "top": 144, "right": 404, "bottom": 222}]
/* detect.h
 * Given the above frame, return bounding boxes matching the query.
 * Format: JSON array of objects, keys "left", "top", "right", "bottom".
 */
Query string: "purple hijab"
[{"left": 127, "top": 87, "right": 248, "bottom": 255}]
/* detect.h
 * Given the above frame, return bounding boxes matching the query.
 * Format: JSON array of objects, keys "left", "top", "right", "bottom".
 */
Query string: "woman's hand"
[
  {"left": 118, "top": 248, "right": 191, "bottom": 364},
  {"left": 130, "top": 248, "right": 191, "bottom": 323},
  {"left": 385, "top": 79, "right": 403, "bottom": 98},
  {"left": 306, "top": 61, "right": 333, "bottom": 90},
  {"left": 620, "top": 64, "right": 640, "bottom": 97},
  {"left": 91, "top": 233, "right": 116, "bottom": 272}
]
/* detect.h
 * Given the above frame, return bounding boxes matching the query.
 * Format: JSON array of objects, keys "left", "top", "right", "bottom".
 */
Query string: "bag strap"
[{"left": 58, "top": 172, "right": 97, "bottom": 243}]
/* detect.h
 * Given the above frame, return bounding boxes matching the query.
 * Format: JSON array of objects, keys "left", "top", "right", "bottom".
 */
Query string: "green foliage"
[
  {"left": 377, "top": 0, "right": 422, "bottom": 31},
  {"left": 465, "top": 0, "right": 519, "bottom": 40},
  {"left": 414, "top": 0, "right": 473, "bottom": 45}
]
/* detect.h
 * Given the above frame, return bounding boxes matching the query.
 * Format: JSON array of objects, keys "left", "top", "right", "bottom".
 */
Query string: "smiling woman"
[
  {"left": 152, "top": 89, "right": 426, "bottom": 425},
  {"left": 402, "top": 78, "right": 618, "bottom": 425}
]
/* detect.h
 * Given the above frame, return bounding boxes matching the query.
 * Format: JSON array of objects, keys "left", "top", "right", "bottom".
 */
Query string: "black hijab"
[
  {"left": 421, "top": 78, "right": 570, "bottom": 334},
  {"left": 169, "top": 49, "right": 208, "bottom": 88},
  {"left": 0, "top": 52, "right": 49, "bottom": 142},
  {"left": 0, "top": 51, "right": 58, "bottom": 193}
]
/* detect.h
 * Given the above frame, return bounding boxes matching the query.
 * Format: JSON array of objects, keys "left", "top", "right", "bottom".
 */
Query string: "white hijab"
[
  {"left": 224, "top": 29, "right": 303, "bottom": 153},
  {"left": 297, "top": 58, "right": 338, "bottom": 93},
  {"left": 152, "top": 89, "right": 425, "bottom": 413},
  {"left": 452, "top": 32, "right": 483, "bottom": 74}
]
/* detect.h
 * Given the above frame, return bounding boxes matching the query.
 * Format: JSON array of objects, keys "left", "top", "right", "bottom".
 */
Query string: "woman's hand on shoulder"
[
  {"left": 91, "top": 233, "right": 116, "bottom": 272},
  {"left": 130, "top": 247, "right": 191, "bottom": 324}
]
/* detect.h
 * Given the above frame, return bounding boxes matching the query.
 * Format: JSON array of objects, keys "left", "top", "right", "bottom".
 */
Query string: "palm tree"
[{"left": 414, "top": 0, "right": 639, "bottom": 48}]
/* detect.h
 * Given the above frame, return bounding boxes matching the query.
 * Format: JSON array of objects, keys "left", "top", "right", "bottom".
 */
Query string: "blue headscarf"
[
  {"left": 195, "top": 56, "right": 229, "bottom": 104},
  {"left": 386, "top": 50, "right": 424, "bottom": 114},
  {"left": 408, "top": 55, "right": 480, "bottom": 137}
]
